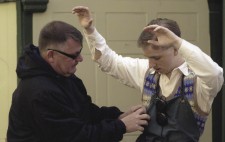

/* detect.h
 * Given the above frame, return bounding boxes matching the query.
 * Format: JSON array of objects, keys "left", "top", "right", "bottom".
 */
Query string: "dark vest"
[{"left": 137, "top": 71, "right": 206, "bottom": 142}]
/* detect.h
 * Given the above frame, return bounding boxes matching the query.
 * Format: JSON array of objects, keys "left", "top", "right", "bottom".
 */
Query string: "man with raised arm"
[{"left": 73, "top": 6, "right": 224, "bottom": 142}]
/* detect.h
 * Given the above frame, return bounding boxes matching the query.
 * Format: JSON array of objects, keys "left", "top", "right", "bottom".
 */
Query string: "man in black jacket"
[{"left": 7, "top": 21, "right": 150, "bottom": 142}]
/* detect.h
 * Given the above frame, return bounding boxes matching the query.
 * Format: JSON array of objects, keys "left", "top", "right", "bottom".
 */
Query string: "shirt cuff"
[{"left": 83, "top": 28, "right": 107, "bottom": 60}]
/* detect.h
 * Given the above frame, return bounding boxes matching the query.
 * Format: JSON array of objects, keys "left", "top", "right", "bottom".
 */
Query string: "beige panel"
[
  {"left": 0, "top": 2, "right": 17, "bottom": 141},
  {"left": 106, "top": 13, "right": 146, "bottom": 41},
  {"left": 33, "top": 0, "right": 212, "bottom": 141},
  {"left": 106, "top": 12, "right": 146, "bottom": 54}
]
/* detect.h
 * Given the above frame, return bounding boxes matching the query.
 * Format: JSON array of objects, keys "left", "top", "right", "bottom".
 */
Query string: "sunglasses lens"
[
  {"left": 157, "top": 112, "right": 168, "bottom": 126},
  {"left": 155, "top": 96, "right": 168, "bottom": 126},
  {"left": 156, "top": 98, "right": 167, "bottom": 111}
]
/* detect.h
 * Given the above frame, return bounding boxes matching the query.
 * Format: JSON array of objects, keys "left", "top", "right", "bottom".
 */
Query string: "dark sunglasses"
[
  {"left": 47, "top": 48, "right": 82, "bottom": 60},
  {"left": 155, "top": 95, "right": 168, "bottom": 126}
]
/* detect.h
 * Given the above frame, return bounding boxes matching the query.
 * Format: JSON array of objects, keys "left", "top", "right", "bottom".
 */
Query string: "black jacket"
[{"left": 7, "top": 44, "right": 126, "bottom": 142}]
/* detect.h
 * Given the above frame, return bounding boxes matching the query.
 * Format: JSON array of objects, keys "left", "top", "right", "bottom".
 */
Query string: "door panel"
[{"left": 0, "top": 3, "right": 17, "bottom": 142}]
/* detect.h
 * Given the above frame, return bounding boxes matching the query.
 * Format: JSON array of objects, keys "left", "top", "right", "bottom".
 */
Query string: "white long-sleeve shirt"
[{"left": 84, "top": 28, "right": 224, "bottom": 114}]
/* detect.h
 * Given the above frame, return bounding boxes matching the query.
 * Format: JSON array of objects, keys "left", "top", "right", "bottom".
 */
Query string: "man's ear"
[{"left": 46, "top": 50, "right": 54, "bottom": 63}]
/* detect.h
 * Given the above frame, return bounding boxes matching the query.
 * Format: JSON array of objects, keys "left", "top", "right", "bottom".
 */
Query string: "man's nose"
[{"left": 75, "top": 54, "right": 83, "bottom": 62}]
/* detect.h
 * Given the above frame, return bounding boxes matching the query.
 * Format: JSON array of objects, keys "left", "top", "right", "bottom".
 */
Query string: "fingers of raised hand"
[
  {"left": 143, "top": 24, "right": 158, "bottom": 31},
  {"left": 143, "top": 25, "right": 170, "bottom": 36},
  {"left": 72, "top": 6, "right": 89, "bottom": 16},
  {"left": 72, "top": 6, "right": 88, "bottom": 12}
]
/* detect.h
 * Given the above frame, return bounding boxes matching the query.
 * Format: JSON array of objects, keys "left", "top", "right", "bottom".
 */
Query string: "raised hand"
[
  {"left": 143, "top": 25, "right": 182, "bottom": 50},
  {"left": 120, "top": 106, "right": 150, "bottom": 133},
  {"left": 72, "top": 6, "right": 94, "bottom": 33}
]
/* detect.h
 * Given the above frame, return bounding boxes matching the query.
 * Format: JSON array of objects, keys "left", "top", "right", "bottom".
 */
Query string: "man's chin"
[
  {"left": 71, "top": 69, "right": 77, "bottom": 75},
  {"left": 72, "top": 66, "right": 77, "bottom": 73}
]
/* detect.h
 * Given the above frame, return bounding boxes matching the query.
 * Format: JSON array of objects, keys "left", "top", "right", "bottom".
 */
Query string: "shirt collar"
[
  {"left": 150, "top": 61, "right": 188, "bottom": 76},
  {"left": 177, "top": 62, "right": 189, "bottom": 76}
]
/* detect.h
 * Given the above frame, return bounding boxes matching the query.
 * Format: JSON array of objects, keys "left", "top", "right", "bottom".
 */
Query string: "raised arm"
[{"left": 72, "top": 6, "right": 149, "bottom": 91}]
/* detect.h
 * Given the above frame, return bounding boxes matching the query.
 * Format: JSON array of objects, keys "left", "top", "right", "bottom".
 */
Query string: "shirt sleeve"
[
  {"left": 84, "top": 28, "right": 149, "bottom": 92},
  {"left": 179, "top": 40, "right": 224, "bottom": 113}
]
